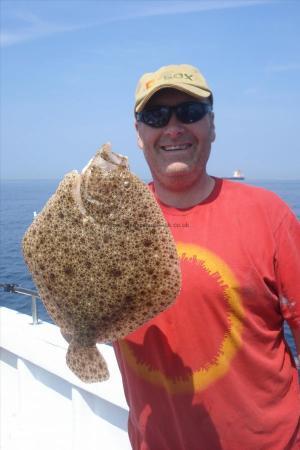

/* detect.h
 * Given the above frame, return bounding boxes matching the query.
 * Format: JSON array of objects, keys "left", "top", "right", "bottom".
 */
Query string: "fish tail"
[{"left": 66, "top": 340, "right": 109, "bottom": 383}]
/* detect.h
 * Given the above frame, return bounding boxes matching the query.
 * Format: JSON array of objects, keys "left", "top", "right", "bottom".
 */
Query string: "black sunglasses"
[{"left": 135, "top": 101, "right": 212, "bottom": 128}]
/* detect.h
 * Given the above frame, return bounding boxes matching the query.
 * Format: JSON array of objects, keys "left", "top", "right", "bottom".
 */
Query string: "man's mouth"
[{"left": 160, "top": 143, "right": 192, "bottom": 151}]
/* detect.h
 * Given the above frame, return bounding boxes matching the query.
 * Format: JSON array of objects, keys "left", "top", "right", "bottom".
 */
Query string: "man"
[{"left": 113, "top": 64, "right": 300, "bottom": 450}]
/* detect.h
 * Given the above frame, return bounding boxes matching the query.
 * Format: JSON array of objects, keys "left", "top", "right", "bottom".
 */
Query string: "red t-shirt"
[{"left": 114, "top": 178, "right": 300, "bottom": 450}]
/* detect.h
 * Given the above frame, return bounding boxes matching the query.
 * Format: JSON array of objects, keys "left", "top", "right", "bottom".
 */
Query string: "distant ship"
[{"left": 224, "top": 169, "right": 245, "bottom": 180}]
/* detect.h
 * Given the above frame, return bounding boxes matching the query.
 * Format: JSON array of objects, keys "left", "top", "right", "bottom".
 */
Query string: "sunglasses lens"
[
  {"left": 137, "top": 102, "right": 211, "bottom": 128},
  {"left": 177, "top": 102, "right": 210, "bottom": 124},
  {"left": 140, "top": 106, "right": 171, "bottom": 128}
]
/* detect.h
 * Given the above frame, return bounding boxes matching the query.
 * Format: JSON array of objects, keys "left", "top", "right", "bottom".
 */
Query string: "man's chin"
[{"left": 164, "top": 162, "right": 192, "bottom": 176}]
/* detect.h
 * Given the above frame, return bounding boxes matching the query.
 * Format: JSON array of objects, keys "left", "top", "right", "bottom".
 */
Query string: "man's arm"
[
  {"left": 276, "top": 207, "right": 300, "bottom": 370},
  {"left": 291, "top": 327, "right": 300, "bottom": 370}
]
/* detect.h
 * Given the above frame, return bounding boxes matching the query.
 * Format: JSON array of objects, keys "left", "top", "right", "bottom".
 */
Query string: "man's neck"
[{"left": 152, "top": 174, "right": 216, "bottom": 209}]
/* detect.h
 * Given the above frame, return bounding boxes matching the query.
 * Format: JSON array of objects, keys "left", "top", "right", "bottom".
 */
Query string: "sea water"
[{"left": 0, "top": 178, "right": 299, "bottom": 357}]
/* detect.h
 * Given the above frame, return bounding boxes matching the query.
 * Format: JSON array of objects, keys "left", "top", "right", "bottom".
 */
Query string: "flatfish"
[{"left": 22, "top": 144, "right": 181, "bottom": 382}]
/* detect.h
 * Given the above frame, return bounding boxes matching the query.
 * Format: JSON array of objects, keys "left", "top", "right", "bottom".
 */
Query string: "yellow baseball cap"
[{"left": 135, "top": 64, "right": 213, "bottom": 113}]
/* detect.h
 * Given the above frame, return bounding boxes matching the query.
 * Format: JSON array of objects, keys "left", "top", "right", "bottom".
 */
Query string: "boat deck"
[{"left": 0, "top": 306, "right": 131, "bottom": 450}]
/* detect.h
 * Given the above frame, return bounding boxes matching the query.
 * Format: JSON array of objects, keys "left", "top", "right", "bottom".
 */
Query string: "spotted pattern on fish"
[{"left": 22, "top": 144, "right": 181, "bottom": 383}]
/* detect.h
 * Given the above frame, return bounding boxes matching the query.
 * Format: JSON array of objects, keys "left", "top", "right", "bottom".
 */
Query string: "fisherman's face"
[{"left": 135, "top": 89, "right": 215, "bottom": 190}]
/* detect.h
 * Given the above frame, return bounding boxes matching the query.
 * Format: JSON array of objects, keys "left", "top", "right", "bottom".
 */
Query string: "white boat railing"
[
  {"left": 0, "top": 287, "right": 131, "bottom": 450},
  {"left": 0, "top": 283, "right": 40, "bottom": 324}
]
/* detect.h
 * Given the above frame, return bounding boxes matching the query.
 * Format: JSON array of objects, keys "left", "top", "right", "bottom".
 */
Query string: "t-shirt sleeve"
[{"left": 275, "top": 207, "right": 300, "bottom": 330}]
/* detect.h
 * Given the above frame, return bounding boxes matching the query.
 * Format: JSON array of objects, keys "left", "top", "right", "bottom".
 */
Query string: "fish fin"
[
  {"left": 66, "top": 340, "right": 109, "bottom": 383},
  {"left": 61, "top": 329, "right": 73, "bottom": 343}
]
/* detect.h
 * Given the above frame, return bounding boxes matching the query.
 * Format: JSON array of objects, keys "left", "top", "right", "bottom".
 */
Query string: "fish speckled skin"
[{"left": 22, "top": 144, "right": 181, "bottom": 383}]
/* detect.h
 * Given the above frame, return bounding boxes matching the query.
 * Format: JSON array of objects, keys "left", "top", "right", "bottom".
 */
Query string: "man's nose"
[{"left": 163, "top": 115, "right": 185, "bottom": 139}]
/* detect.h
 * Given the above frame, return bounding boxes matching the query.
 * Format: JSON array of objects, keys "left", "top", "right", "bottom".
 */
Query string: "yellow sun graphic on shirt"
[{"left": 119, "top": 243, "right": 244, "bottom": 395}]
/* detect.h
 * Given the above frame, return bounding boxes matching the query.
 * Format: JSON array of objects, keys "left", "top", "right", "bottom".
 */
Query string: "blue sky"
[{"left": 1, "top": 0, "right": 300, "bottom": 180}]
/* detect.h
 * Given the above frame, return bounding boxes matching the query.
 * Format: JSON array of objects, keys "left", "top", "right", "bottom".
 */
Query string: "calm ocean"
[{"left": 0, "top": 178, "right": 299, "bottom": 357}]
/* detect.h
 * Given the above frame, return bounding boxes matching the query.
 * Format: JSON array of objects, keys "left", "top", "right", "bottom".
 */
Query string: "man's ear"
[
  {"left": 135, "top": 121, "right": 144, "bottom": 149},
  {"left": 210, "top": 112, "right": 216, "bottom": 143}
]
